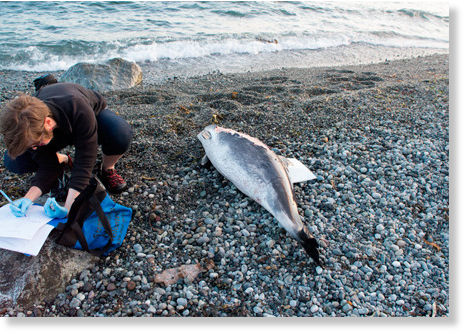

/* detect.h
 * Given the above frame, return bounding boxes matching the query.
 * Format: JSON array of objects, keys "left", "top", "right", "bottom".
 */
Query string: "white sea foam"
[{"left": 0, "top": 1, "right": 449, "bottom": 73}]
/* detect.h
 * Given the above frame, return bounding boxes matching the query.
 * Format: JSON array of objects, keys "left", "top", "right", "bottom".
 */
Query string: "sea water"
[{"left": 0, "top": 1, "right": 449, "bottom": 82}]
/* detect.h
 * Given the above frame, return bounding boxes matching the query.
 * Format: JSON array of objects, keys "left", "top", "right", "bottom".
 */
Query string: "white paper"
[
  {"left": 0, "top": 204, "right": 53, "bottom": 239},
  {"left": 0, "top": 223, "right": 54, "bottom": 256}
]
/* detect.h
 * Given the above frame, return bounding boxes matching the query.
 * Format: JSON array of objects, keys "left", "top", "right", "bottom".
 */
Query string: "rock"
[
  {"left": 133, "top": 244, "right": 143, "bottom": 254},
  {"left": 392, "top": 261, "right": 401, "bottom": 268},
  {"left": 176, "top": 297, "right": 188, "bottom": 307},
  {"left": 253, "top": 306, "right": 263, "bottom": 314},
  {"left": 76, "top": 293, "right": 85, "bottom": 301},
  {"left": 154, "top": 260, "right": 215, "bottom": 286},
  {"left": 69, "top": 298, "right": 81, "bottom": 308},
  {"left": 342, "top": 303, "right": 353, "bottom": 313},
  {"left": 126, "top": 281, "right": 136, "bottom": 291},
  {"left": 60, "top": 57, "right": 143, "bottom": 92},
  {"left": 0, "top": 236, "right": 97, "bottom": 309}
]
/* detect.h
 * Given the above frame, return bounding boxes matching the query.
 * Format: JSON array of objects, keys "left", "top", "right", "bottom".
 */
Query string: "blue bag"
[{"left": 54, "top": 177, "right": 132, "bottom": 256}]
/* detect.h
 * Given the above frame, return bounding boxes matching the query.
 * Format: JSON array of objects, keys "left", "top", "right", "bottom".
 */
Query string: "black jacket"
[{"left": 31, "top": 83, "right": 107, "bottom": 193}]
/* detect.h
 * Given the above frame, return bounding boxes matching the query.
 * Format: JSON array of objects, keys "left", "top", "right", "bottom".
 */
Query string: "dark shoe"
[{"left": 98, "top": 168, "right": 127, "bottom": 194}]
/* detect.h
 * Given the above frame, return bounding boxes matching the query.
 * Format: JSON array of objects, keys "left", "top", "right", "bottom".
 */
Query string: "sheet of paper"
[
  {"left": 0, "top": 204, "right": 53, "bottom": 239},
  {"left": 0, "top": 223, "right": 54, "bottom": 256}
]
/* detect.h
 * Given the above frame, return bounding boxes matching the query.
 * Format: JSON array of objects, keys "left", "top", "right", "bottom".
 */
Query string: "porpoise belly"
[{"left": 205, "top": 139, "right": 303, "bottom": 237}]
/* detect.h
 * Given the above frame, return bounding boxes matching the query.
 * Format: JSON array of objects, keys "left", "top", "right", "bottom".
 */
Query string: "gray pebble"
[
  {"left": 177, "top": 298, "right": 188, "bottom": 307},
  {"left": 69, "top": 298, "right": 81, "bottom": 308},
  {"left": 133, "top": 244, "right": 143, "bottom": 253}
]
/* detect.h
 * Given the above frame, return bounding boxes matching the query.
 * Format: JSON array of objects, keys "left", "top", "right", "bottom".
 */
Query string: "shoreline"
[
  {"left": 0, "top": 51, "right": 449, "bottom": 102},
  {"left": 0, "top": 53, "right": 449, "bottom": 317}
]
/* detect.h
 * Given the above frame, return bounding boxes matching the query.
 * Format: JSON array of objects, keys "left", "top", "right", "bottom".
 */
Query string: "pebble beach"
[{"left": 0, "top": 53, "right": 449, "bottom": 317}]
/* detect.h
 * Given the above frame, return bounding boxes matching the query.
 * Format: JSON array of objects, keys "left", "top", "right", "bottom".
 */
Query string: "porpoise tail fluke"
[{"left": 297, "top": 228, "right": 322, "bottom": 267}]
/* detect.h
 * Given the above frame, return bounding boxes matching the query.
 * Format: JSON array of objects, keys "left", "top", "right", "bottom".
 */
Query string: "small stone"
[
  {"left": 127, "top": 281, "right": 136, "bottom": 291},
  {"left": 310, "top": 305, "right": 319, "bottom": 313},
  {"left": 284, "top": 275, "right": 293, "bottom": 285},
  {"left": 397, "top": 240, "right": 407, "bottom": 247},
  {"left": 342, "top": 303, "right": 353, "bottom": 313},
  {"left": 76, "top": 293, "right": 85, "bottom": 301},
  {"left": 372, "top": 192, "right": 381, "bottom": 199},
  {"left": 82, "top": 282, "right": 93, "bottom": 292},
  {"left": 69, "top": 298, "right": 81, "bottom": 308},
  {"left": 392, "top": 261, "right": 401, "bottom": 268},
  {"left": 106, "top": 283, "right": 116, "bottom": 291},
  {"left": 133, "top": 244, "right": 143, "bottom": 253},
  {"left": 266, "top": 239, "right": 275, "bottom": 248},
  {"left": 214, "top": 227, "right": 223, "bottom": 236},
  {"left": 177, "top": 298, "right": 188, "bottom": 307}
]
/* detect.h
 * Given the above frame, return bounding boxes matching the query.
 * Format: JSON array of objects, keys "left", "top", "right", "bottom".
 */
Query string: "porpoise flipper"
[
  {"left": 278, "top": 156, "right": 316, "bottom": 184},
  {"left": 200, "top": 154, "right": 210, "bottom": 167}
]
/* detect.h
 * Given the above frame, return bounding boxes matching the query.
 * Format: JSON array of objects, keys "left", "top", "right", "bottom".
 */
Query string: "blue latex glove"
[
  {"left": 10, "top": 198, "right": 32, "bottom": 217},
  {"left": 44, "top": 197, "right": 68, "bottom": 219}
]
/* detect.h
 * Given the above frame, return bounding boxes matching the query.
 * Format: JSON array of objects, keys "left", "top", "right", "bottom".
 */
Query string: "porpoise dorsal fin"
[{"left": 278, "top": 156, "right": 316, "bottom": 184}]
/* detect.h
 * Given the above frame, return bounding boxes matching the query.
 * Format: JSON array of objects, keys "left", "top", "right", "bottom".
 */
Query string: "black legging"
[{"left": 96, "top": 108, "right": 132, "bottom": 156}]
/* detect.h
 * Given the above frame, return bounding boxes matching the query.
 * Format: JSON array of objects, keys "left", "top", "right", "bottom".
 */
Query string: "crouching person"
[{"left": 0, "top": 82, "right": 132, "bottom": 218}]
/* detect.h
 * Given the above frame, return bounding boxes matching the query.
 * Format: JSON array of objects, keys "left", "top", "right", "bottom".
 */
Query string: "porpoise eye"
[{"left": 201, "top": 131, "right": 212, "bottom": 140}]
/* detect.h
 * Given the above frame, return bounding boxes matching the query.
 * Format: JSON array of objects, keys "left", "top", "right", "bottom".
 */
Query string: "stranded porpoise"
[{"left": 197, "top": 125, "right": 321, "bottom": 266}]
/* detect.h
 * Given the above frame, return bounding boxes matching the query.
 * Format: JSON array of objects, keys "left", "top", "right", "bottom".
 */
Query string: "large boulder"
[
  {"left": 0, "top": 232, "right": 97, "bottom": 309},
  {"left": 60, "top": 58, "right": 143, "bottom": 92}
]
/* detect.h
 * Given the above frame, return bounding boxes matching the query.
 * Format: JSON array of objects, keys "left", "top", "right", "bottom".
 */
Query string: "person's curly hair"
[{"left": 0, "top": 94, "right": 52, "bottom": 158}]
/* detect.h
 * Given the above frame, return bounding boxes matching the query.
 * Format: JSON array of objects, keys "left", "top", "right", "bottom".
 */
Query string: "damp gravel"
[{"left": 0, "top": 54, "right": 449, "bottom": 317}]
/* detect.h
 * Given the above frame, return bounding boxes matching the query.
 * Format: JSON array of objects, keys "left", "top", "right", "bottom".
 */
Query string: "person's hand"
[
  {"left": 10, "top": 198, "right": 32, "bottom": 217},
  {"left": 44, "top": 198, "right": 68, "bottom": 219}
]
